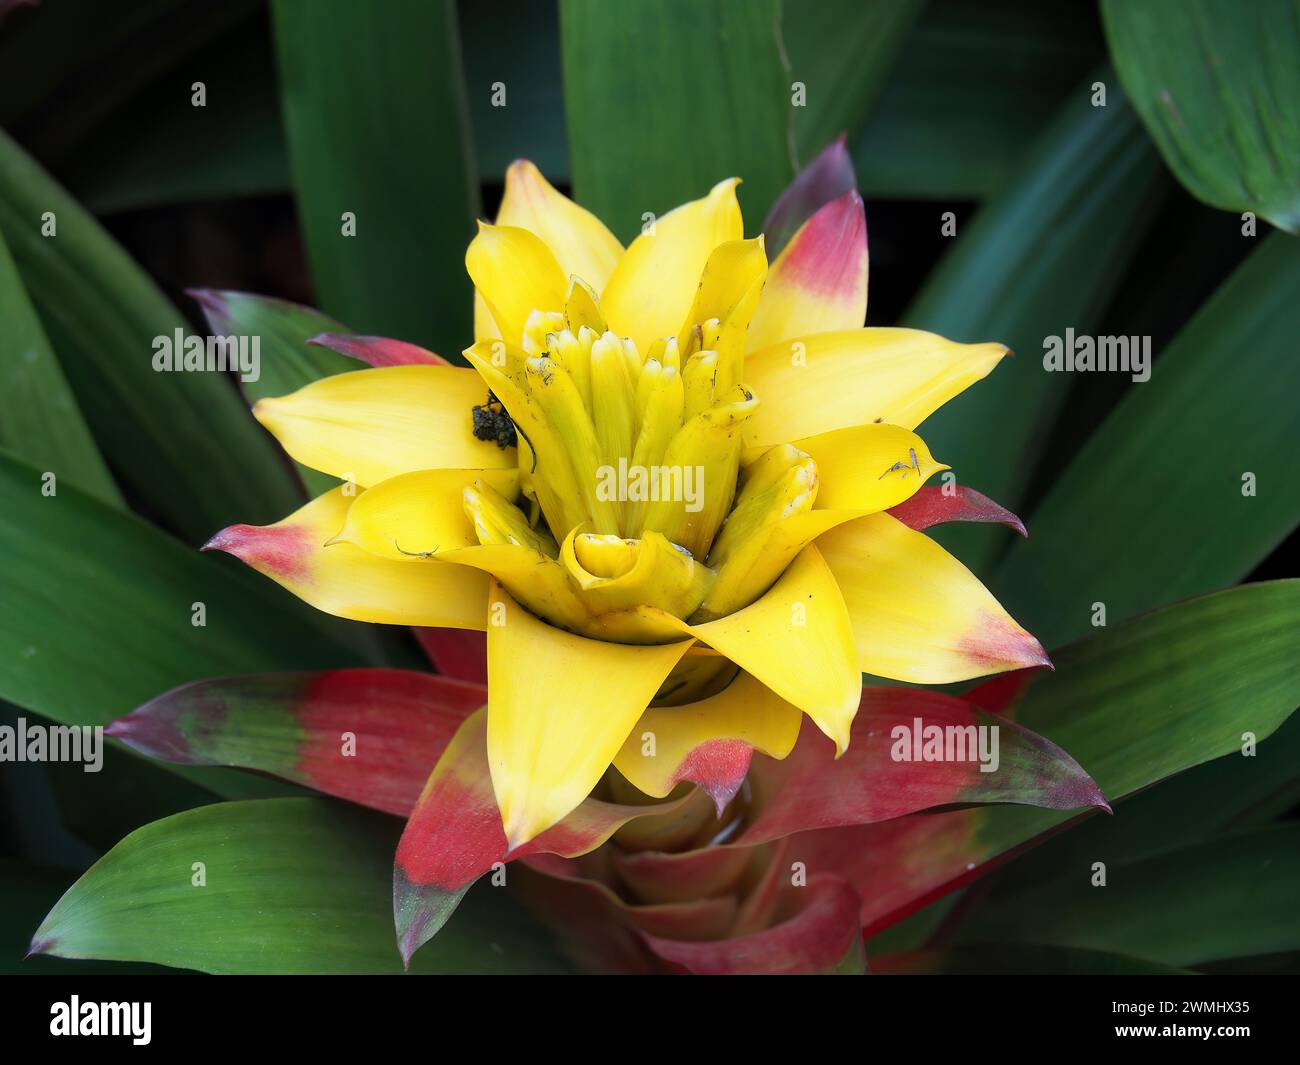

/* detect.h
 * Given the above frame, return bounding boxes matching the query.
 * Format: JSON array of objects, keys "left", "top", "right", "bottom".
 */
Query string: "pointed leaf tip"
[
  {"left": 184, "top": 286, "right": 230, "bottom": 319},
  {"left": 103, "top": 696, "right": 197, "bottom": 763},
  {"left": 392, "top": 866, "right": 469, "bottom": 969},
  {"left": 886, "top": 485, "right": 1028, "bottom": 538},
  {"left": 25, "top": 937, "right": 54, "bottom": 960},
  {"left": 306, "top": 333, "right": 446, "bottom": 368},
  {"left": 200, "top": 525, "right": 240, "bottom": 554}
]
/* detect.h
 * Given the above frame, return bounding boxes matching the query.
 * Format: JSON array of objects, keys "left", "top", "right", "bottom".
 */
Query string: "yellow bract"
[{"left": 228, "top": 160, "right": 1045, "bottom": 851}]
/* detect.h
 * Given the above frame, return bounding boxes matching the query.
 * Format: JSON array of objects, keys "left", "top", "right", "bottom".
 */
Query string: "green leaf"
[
  {"left": 0, "top": 225, "right": 119, "bottom": 506},
  {"left": 904, "top": 77, "right": 1165, "bottom": 573},
  {"left": 0, "top": 861, "right": 171, "bottom": 974},
  {"left": 187, "top": 290, "right": 354, "bottom": 403},
  {"left": 31, "top": 798, "right": 570, "bottom": 974},
  {"left": 0, "top": 127, "right": 302, "bottom": 542},
  {"left": 851, "top": 582, "right": 1300, "bottom": 932},
  {"left": 1008, "top": 582, "right": 1300, "bottom": 822},
  {"left": 271, "top": 0, "right": 479, "bottom": 355},
  {"left": 996, "top": 233, "right": 1300, "bottom": 648},
  {"left": 957, "top": 825, "right": 1300, "bottom": 967},
  {"left": 852, "top": 0, "right": 1106, "bottom": 198},
  {"left": 1102, "top": 0, "right": 1300, "bottom": 233},
  {"left": 560, "top": 0, "right": 795, "bottom": 240},
  {"left": 0, "top": 446, "right": 365, "bottom": 797},
  {"left": 782, "top": 0, "right": 923, "bottom": 163},
  {"left": 977, "top": 711, "right": 1300, "bottom": 891}
]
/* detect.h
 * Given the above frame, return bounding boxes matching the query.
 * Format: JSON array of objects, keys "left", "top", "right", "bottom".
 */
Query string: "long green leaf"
[
  {"left": 996, "top": 233, "right": 1300, "bottom": 648},
  {"left": 0, "top": 861, "right": 169, "bottom": 974},
  {"left": 905, "top": 78, "right": 1165, "bottom": 573},
  {"left": 0, "top": 446, "right": 365, "bottom": 797},
  {"left": 561, "top": 0, "right": 794, "bottom": 239},
  {"left": 852, "top": 0, "right": 1105, "bottom": 198},
  {"left": 31, "top": 798, "right": 570, "bottom": 974},
  {"left": 188, "top": 290, "right": 354, "bottom": 406},
  {"left": 958, "top": 825, "right": 1300, "bottom": 967},
  {"left": 0, "top": 225, "right": 118, "bottom": 506},
  {"left": 977, "top": 711, "right": 1300, "bottom": 893},
  {"left": 271, "top": 0, "right": 479, "bottom": 355},
  {"left": 1010, "top": 583, "right": 1300, "bottom": 821},
  {"left": 0, "top": 128, "right": 302, "bottom": 541},
  {"left": 849, "top": 582, "right": 1300, "bottom": 932},
  {"left": 1102, "top": 0, "right": 1300, "bottom": 233},
  {"left": 782, "top": 0, "right": 923, "bottom": 163}
]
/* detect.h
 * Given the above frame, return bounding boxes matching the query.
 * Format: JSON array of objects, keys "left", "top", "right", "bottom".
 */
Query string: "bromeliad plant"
[
  {"left": 6, "top": 0, "right": 1299, "bottom": 977},
  {"left": 97, "top": 145, "right": 1107, "bottom": 971}
]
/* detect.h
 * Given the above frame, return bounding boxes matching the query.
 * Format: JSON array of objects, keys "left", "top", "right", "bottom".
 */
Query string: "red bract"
[{"left": 107, "top": 646, "right": 1104, "bottom": 973}]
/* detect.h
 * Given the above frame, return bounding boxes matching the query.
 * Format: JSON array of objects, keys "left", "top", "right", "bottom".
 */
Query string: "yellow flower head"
[{"left": 218, "top": 160, "right": 1045, "bottom": 850}]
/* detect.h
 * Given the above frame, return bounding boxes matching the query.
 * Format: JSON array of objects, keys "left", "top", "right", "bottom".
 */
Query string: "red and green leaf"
[
  {"left": 106, "top": 669, "right": 486, "bottom": 817},
  {"left": 393, "top": 707, "right": 682, "bottom": 966},
  {"left": 737, "top": 685, "right": 1106, "bottom": 846},
  {"left": 819, "top": 582, "right": 1300, "bottom": 936}
]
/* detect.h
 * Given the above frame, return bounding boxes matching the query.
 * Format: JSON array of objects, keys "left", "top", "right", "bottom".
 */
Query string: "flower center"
[{"left": 463, "top": 283, "right": 820, "bottom": 636}]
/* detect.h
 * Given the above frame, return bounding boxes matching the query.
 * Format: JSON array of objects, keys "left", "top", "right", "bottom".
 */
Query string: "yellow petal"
[
  {"left": 486, "top": 583, "right": 693, "bottom": 849},
  {"left": 465, "top": 222, "right": 568, "bottom": 344},
  {"left": 526, "top": 351, "right": 620, "bottom": 533},
  {"left": 253, "top": 365, "right": 512, "bottom": 487},
  {"left": 744, "top": 328, "right": 1009, "bottom": 446},
  {"left": 681, "top": 545, "right": 860, "bottom": 754},
  {"left": 818, "top": 512, "right": 1050, "bottom": 683},
  {"left": 437, "top": 542, "right": 589, "bottom": 625},
  {"left": 677, "top": 236, "right": 768, "bottom": 392},
  {"left": 613, "top": 670, "right": 802, "bottom": 800},
  {"left": 601, "top": 178, "right": 743, "bottom": 353},
  {"left": 204, "top": 487, "right": 487, "bottom": 629},
  {"left": 332, "top": 468, "right": 519, "bottom": 562},
  {"left": 747, "top": 190, "right": 867, "bottom": 352},
  {"left": 462, "top": 478, "right": 556, "bottom": 555},
  {"left": 497, "top": 160, "right": 624, "bottom": 292},
  {"left": 793, "top": 423, "right": 948, "bottom": 511},
  {"left": 564, "top": 275, "right": 607, "bottom": 334},
  {"left": 474, "top": 290, "right": 501, "bottom": 344},
  {"left": 635, "top": 386, "right": 757, "bottom": 557},
  {"left": 698, "top": 508, "right": 856, "bottom": 621},
  {"left": 560, "top": 528, "right": 715, "bottom": 619}
]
